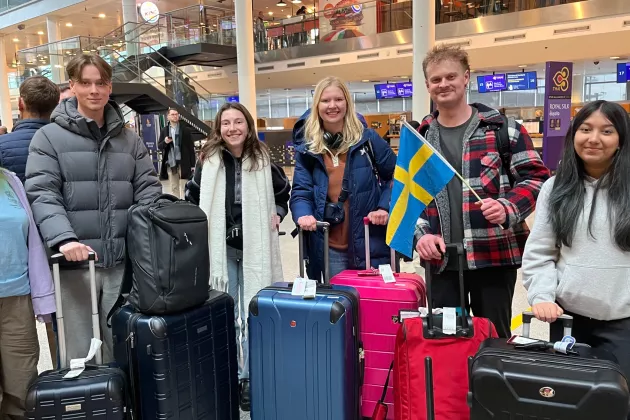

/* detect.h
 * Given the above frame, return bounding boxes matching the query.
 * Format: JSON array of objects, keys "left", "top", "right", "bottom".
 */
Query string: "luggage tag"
[
  {"left": 378, "top": 264, "right": 396, "bottom": 283},
  {"left": 507, "top": 334, "right": 541, "bottom": 346},
  {"left": 63, "top": 338, "right": 102, "bottom": 379},
  {"left": 303, "top": 280, "right": 317, "bottom": 299},
  {"left": 442, "top": 307, "right": 457, "bottom": 335},
  {"left": 291, "top": 278, "right": 307, "bottom": 296}
]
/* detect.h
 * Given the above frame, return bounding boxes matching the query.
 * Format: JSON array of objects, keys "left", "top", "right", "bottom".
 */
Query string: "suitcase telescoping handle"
[
  {"left": 51, "top": 252, "right": 101, "bottom": 369},
  {"left": 521, "top": 311, "right": 573, "bottom": 339},
  {"left": 362, "top": 217, "right": 399, "bottom": 273},
  {"left": 298, "top": 221, "right": 331, "bottom": 284},
  {"left": 423, "top": 243, "right": 470, "bottom": 337}
]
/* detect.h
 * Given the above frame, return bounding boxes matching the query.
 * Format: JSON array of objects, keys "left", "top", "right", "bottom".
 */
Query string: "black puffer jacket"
[{"left": 25, "top": 98, "right": 162, "bottom": 268}]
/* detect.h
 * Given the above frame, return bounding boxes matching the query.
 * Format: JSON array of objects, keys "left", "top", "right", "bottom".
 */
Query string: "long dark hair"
[
  {"left": 200, "top": 102, "right": 269, "bottom": 171},
  {"left": 549, "top": 100, "right": 630, "bottom": 250}
]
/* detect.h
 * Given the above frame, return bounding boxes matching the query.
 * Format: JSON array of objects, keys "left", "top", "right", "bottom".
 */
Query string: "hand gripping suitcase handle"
[
  {"left": 51, "top": 252, "right": 101, "bottom": 369},
  {"left": 298, "top": 221, "right": 331, "bottom": 283},
  {"left": 362, "top": 217, "right": 399, "bottom": 273},
  {"left": 423, "top": 243, "right": 469, "bottom": 337},
  {"left": 521, "top": 311, "right": 573, "bottom": 339}
]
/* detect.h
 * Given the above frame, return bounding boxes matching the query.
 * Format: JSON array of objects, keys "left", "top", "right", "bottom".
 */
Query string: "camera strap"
[{"left": 337, "top": 152, "right": 352, "bottom": 204}]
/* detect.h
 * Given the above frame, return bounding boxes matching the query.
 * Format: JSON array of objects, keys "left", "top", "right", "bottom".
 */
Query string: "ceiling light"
[
  {"left": 276, "top": 0, "right": 287, "bottom": 6},
  {"left": 268, "top": 11, "right": 273, "bottom": 15},
  {"left": 65, "top": 22, "right": 73, "bottom": 27},
  {"left": 517, "top": 64, "right": 527, "bottom": 68},
  {"left": 361, "top": 79, "right": 370, "bottom": 82},
  {"left": 12, "top": 38, "right": 19, "bottom": 42},
  {"left": 610, "top": 56, "right": 621, "bottom": 60},
  {"left": 98, "top": 13, "right": 106, "bottom": 18},
  {"left": 307, "top": 8, "right": 313, "bottom": 13},
  {"left": 54, "top": 65, "right": 62, "bottom": 68},
  {"left": 292, "top": 0, "right": 302, "bottom": 3},
  {"left": 286, "top": 14, "right": 291, "bottom": 18},
  {"left": 37, "top": 30, "right": 44, "bottom": 35}
]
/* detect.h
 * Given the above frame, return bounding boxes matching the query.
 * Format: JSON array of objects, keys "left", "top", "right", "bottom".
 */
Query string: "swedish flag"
[{"left": 386, "top": 121, "right": 456, "bottom": 258}]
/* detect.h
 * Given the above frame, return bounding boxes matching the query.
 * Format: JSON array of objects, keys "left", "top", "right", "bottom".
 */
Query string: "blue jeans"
[
  {"left": 328, "top": 248, "right": 349, "bottom": 279},
  {"left": 226, "top": 246, "right": 248, "bottom": 380}
]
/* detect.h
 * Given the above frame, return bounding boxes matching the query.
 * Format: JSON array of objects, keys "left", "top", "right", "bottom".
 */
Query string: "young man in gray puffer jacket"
[{"left": 25, "top": 53, "right": 162, "bottom": 364}]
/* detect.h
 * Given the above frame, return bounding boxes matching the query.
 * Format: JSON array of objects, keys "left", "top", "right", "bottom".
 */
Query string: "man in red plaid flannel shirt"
[{"left": 414, "top": 45, "right": 550, "bottom": 337}]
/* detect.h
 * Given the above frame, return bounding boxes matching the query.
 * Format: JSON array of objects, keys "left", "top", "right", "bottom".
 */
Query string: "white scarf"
[{"left": 199, "top": 151, "right": 283, "bottom": 330}]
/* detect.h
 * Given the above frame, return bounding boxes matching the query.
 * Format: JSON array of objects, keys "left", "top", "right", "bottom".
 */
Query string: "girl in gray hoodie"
[{"left": 522, "top": 100, "right": 630, "bottom": 386}]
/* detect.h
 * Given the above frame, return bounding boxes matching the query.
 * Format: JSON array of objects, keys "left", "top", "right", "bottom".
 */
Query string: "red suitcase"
[
  {"left": 393, "top": 244, "right": 497, "bottom": 420},
  {"left": 331, "top": 218, "right": 426, "bottom": 419}
]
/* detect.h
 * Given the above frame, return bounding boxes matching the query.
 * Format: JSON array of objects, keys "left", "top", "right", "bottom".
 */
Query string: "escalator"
[
  {"left": 111, "top": 82, "right": 209, "bottom": 140},
  {"left": 111, "top": 46, "right": 170, "bottom": 82}
]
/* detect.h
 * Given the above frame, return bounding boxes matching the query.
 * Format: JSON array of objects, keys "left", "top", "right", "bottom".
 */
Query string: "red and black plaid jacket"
[{"left": 415, "top": 104, "right": 550, "bottom": 272}]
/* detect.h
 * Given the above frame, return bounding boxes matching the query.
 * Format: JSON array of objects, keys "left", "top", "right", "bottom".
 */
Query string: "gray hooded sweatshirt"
[
  {"left": 522, "top": 176, "right": 630, "bottom": 321},
  {"left": 25, "top": 97, "right": 162, "bottom": 268}
]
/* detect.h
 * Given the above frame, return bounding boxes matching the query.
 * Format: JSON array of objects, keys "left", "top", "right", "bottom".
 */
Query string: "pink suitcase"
[{"left": 331, "top": 218, "right": 426, "bottom": 419}]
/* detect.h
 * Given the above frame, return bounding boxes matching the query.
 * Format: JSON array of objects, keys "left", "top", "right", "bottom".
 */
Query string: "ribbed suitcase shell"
[
  {"left": 470, "top": 339, "right": 630, "bottom": 419},
  {"left": 111, "top": 290, "right": 239, "bottom": 420},
  {"left": 248, "top": 283, "right": 362, "bottom": 420},
  {"left": 331, "top": 271, "right": 425, "bottom": 419},
  {"left": 25, "top": 367, "right": 127, "bottom": 419}
]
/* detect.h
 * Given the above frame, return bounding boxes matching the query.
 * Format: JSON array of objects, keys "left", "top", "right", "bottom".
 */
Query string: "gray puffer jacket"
[{"left": 25, "top": 98, "right": 162, "bottom": 268}]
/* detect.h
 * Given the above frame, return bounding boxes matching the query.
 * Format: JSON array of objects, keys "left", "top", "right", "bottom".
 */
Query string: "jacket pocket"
[
  {"left": 480, "top": 152, "right": 502, "bottom": 195},
  {"left": 556, "top": 263, "right": 630, "bottom": 320}
]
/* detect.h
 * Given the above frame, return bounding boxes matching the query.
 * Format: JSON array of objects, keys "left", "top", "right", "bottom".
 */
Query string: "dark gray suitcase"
[
  {"left": 111, "top": 290, "right": 239, "bottom": 420},
  {"left": 469, "top": 311, "right": 630, "bottom": 419},
  {"left": 25, "top": 253, "right": 129, "bottom": 419}
]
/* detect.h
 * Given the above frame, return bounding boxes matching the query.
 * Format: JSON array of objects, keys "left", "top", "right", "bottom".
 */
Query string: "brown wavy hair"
[{"left": 200, "top": 102, "right": 269, "bottom": 171}]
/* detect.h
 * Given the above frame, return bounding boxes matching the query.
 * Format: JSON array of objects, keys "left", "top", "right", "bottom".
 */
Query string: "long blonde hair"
[{"left": 304, "top": 76, "right": 363, "bottom": 155}]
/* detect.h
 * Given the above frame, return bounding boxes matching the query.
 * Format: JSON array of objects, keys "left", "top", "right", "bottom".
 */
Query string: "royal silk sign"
[{"left": 543, "top": 62, "right": 573, "bottom": 171}]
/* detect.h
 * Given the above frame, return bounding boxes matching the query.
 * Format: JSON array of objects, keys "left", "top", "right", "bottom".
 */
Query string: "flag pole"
[{"left": 453, "top": 171, "right": 483, "bottom": 203}]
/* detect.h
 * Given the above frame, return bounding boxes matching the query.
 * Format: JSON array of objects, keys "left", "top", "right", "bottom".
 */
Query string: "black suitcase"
[
  {"left": 25, "top": 253, "right": 129, "bottom": 419},
  {"left": 469, "top": 311, "right": 630, "bottom": 419},
  {"left": 111, "top": 290, "right": 239, "bottom": 420}
]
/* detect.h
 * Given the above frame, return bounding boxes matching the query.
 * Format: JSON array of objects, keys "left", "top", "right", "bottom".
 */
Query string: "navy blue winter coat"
[
  {"left": 0, "top": 119, "right": 50, "bottom": 182},
  {"left": 290, "top": 112, "right": 397, "bottom": 280}
]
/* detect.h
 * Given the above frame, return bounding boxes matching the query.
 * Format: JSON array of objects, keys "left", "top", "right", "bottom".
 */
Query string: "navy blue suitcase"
[
  {"left": 111, "top": 290, "right": 239, "bottom": 420},
  {"left": 249, "top": 222, "right": 363, "bottom": 420}
]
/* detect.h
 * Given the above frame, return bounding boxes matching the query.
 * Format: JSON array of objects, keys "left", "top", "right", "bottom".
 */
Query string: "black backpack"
[{"left": 108, "top": 194, "right": 210, "bottom": 321}]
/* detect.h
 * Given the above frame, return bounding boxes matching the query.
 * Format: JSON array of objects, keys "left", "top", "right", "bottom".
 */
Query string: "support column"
[
  {"left": 571, "top": 74, "right": 584, "bottom": 104},
  {"left": 235, "top": 0, "right": 257, "bottom": 121},
  {"left": 121, "top": 0, "right": 139, "bottom": 57},
  {"left": 47, "top": 16, "right": 64, "bottom": 83},
  {"left": 0, "top": 36, "right": 14, "bottom": 130},
  {"left": 411, "top": 0, "right": 436, "bottom": 120}
]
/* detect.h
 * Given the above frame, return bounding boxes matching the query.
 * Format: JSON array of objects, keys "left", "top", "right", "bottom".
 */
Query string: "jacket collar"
[
  {"left": 420, "top": 103, "right": 503, "bottom": 130},
  {"left": 12, "top": 118, "right": 50, "bottom": 131}
]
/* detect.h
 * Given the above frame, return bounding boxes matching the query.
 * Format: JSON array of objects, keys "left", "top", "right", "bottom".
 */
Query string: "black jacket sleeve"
[
  {"left": 271, "top": 162, "right": 290, "bottom": 221},
  {"left": 157, "top": 126, "right": 171, "bottom": 151},
  {"left": 185, "top": 160, "right": 202, "bottom": 205}
]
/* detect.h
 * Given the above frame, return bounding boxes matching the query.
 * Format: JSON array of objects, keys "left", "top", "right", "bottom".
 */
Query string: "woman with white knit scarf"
[{"left": 188, "top": 102, "right": 290, "bottom": 412}]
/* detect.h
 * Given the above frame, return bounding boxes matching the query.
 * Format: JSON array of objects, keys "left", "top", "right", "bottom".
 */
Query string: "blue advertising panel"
[
  {"left": 395, "top": 82, "right": 413, "bottom": 97},
  {"left": 477, "top": 74, "right": 506, "bottom": 93},
  {"left": 140, "top": 114, "right": 160, "bottom": 173},
  {"left": 506, "top": 71, "right": 538, "bottom": 91},
  {"left": 617, "top": 63, "right": 630, "bottom": 83},
  {"left": 374, "top": 83, "right": 397, "bottom": 99}
]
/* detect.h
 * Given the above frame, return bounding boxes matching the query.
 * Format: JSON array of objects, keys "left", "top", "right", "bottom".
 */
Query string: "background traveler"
[
  {"left": 188, "top": 102, "right": 289, "bottom": 412},
  {"left": 414, "top": 44, "right": 550, "bottom": 338},
  {"left": 25, "top": 53, "right": 162, "bottom": 365},
  {"left": 0, "top": 76, "right": 59, "bottom": 183},
  {"left": 522, "top": 100, "right": 630, "bottom": 396},
  {"left": 291, "top": 76, "right": 396, "bottom": 279},
  {"left": 0, "top": 166, "right": 55, "bottom": 419},
  {"left": 158, "top": 108, "right": 195, "bottom": 199}
]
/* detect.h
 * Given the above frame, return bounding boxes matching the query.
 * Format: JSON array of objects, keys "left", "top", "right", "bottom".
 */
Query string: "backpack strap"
[
  {"left": 364, "top": 133, "right": 380, "bottom": 181},
  {"left": 496, "top": 115, "right": 514, "bottom": 187},
  {"left": 106, "top": 247, "right": 133, "bottom": 326}
]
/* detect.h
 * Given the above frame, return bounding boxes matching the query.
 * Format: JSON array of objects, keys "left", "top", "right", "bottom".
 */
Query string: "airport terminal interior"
[{"left": 1, "top": 0, "right": 630, "bottom": 418}]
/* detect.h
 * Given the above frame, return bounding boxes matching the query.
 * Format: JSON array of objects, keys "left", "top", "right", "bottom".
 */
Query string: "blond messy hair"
[
  {"left": 304, "top": 76, "right": 363, "bottom": 155},
  {"left": 422, "top": 44, "right": 471, "bottom": 79}
]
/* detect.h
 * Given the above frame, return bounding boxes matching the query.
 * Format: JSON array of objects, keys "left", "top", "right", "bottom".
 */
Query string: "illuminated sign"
[{"left": 139, "top": 2, "right": 160, "bottom": 24}]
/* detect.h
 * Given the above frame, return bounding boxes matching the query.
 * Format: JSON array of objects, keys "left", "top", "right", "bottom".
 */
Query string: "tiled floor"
[{"left": 35, "top": 211, "right": 546, "bottom": 420}]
